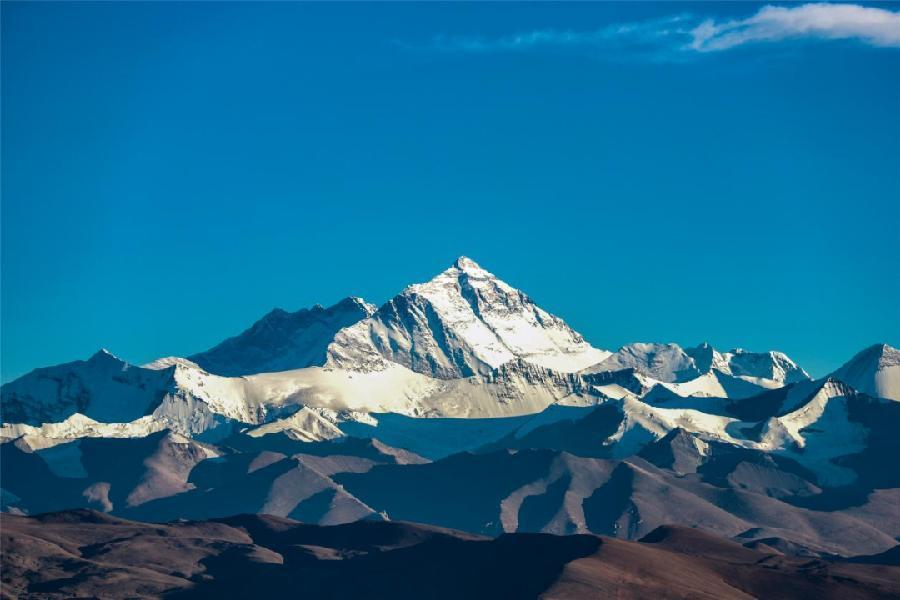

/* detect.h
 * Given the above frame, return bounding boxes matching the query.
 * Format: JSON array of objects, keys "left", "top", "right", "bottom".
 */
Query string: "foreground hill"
[
  {"left": 3, "top": 510, "right": 898, "bottom": 599},
  {"left": 4, "top": 422, "right": 900, "bottom": 558}
]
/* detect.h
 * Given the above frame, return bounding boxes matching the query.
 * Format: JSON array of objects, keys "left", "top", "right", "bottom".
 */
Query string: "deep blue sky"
[{"left": 2, "top": 2, "right": 898, "bottom": 382}]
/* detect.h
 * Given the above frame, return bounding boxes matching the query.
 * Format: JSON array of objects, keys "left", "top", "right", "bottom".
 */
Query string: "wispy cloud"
[
  {"left": 427, "top": 3, "right": 900, "bottom": 59},
  {"left": 432, "top": 16, "right": 690, "bottom": 54}
]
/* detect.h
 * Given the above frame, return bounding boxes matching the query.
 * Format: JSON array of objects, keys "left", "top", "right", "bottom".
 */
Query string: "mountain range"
[{"left": 2, "top": 257, "right": 899, "bottom": 592}]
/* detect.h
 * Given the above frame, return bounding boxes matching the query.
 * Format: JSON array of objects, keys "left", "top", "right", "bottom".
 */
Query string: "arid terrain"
[{"left": 3, "top": 509, "right": 900, "bottom": 599}]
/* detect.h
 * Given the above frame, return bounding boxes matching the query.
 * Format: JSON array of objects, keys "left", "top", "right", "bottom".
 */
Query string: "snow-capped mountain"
[
  {"left": 189, "top": 297, "right": 376, "bottom": 376},
  {"left": 829, "top": 343, "right": 900, "bottom": 401},
  {"left": 582, "top": 343, "right": 701, "bottom": 382},
  {"left": 325, "top": 257, "right": 610, "bottom": 378},
  {"left": 2, "top": 256, "right": 879, "bottom": 454},
  {"left": 1, "top": 257, "right": 611, "bottom": 436},
  {"left": 1, "top": 350, "right": 172, "bottom": 426},
  {"left": 584, "top": 341, "right": 809, "bottom": 387},
  {"left": 695, "top": 344, "right": 810, "bottom": 385}
]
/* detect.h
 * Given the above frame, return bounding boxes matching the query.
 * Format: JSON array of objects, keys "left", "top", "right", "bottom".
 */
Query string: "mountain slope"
[
  {"left": 2, "top": 432, "right": 421, "bottom": 524},
  {"left": 326, "top": 257, "right": 609, "bottom": 378},
  {"left": 547, "top": 525, "right": 900, "bottom": 600},
  {"left": 0, "top": 430, "right": 217, "bottom": 514},
  {"left": 188, "top": 297, "right": 376, "bottom": 377},
  {"left": 330, "top": 447, "right": 897, "bottom": 556}
]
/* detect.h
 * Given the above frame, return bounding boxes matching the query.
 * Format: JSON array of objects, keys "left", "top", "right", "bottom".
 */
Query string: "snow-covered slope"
[
  {"left": 244, "top": 407, "right": 349, "bottom": 442},
  {"left": 757, "top": 379, "right": 871, "bottom": 485},
  {"left": 232, "top": 358, "right": 587, "bottom": 426},
  {"left": 188, "top": 297, "right": 376, "bottom": 376},
  {"left": 829, "top": 343, "right": 900, "bottom": 401},
  {"left": 326, "top": 257, "right": 609, "bottom": 378}
]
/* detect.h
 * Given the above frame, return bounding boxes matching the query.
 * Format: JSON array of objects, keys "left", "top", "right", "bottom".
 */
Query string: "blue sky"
[{"left": 2, "top": 2, "right": 898, "bottom": 381}]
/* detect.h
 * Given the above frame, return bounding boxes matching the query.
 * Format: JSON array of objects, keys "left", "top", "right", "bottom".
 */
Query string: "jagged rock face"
[
  {"left": 830, "top": 343, "right": 900, "bottom": 401},
  {"left": 585, "top": 342, "right": 809, "bottom": 385},
  {"left": 326, "top": 257, "right": 609, "bottom": 379},
  {"left": 189, "top": 297, "right": 376, "bottom": 377},
  {"left": 486, "top": 359, "right": 585, "bottom": 391},
  {"left": 475, "top": 359, "right": 589, "bottom": 410}
]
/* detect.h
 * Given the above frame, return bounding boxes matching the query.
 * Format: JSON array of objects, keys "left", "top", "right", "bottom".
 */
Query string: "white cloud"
[
  {"left": 427, "top": 3, "right": 900, "bottom": 58},
  {"left": 691, "top": 3, "right": 900, "bottom": 51}
]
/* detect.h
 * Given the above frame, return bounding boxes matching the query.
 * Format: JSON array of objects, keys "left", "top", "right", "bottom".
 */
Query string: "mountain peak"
[
  {"left": 335, "top": 296, "right": 377, "bottom": 315},
  {"left": 88, "top": 348, "right": 124, "bottom": 365},
  {"left": 421, "top": 256, "right": 494, "bottom": 287},
  {"left": 453, "top": 256, "right": 484, "bottom": 272},
  {"left": 327, "top": 257, "right": 609, "bottom": 378},
  {"left": 830, "top": 343, "right": 899, "bottom": 401},
  {"left": 408, "top": 257, "right": 507, "bottom": 299},
  {"left": 837, "top": 343, "right": 895, "bottom": 368},
  {"left": 862, "top": 343, "right": 899, "bottom": 366}
]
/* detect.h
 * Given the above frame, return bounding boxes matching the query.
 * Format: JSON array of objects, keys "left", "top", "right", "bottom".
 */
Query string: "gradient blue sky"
[{"left": 2, "top": 2, "right": 899, "bottom": 382}]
